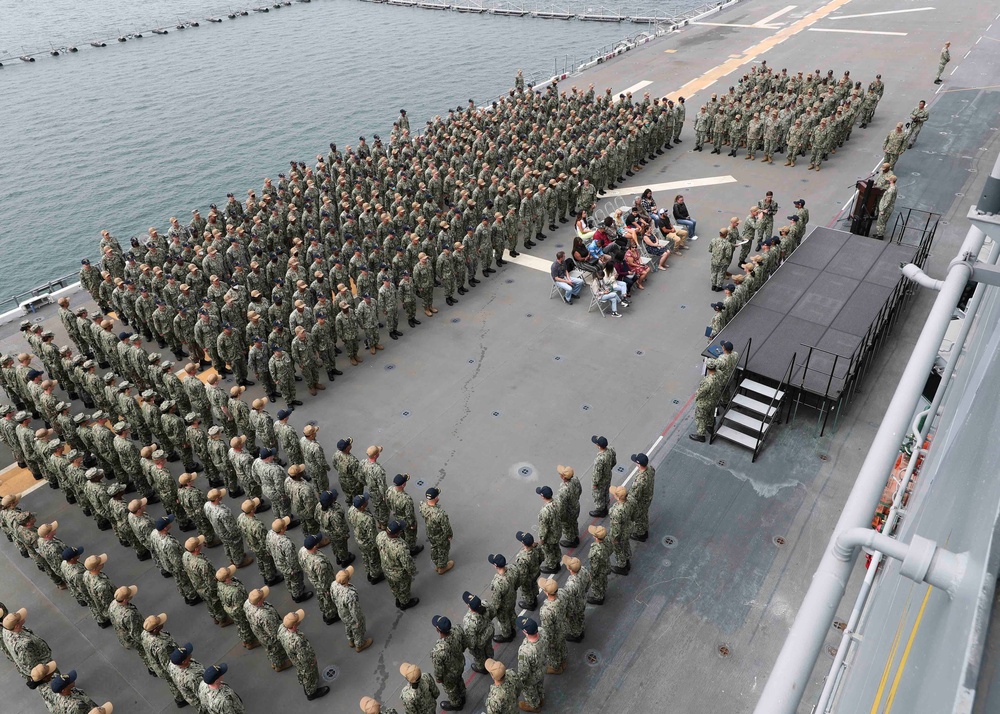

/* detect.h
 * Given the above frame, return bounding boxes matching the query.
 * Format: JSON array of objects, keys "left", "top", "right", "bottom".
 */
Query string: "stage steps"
[{"left": 713, "top": 377, "right": 788, "bottom": 462}]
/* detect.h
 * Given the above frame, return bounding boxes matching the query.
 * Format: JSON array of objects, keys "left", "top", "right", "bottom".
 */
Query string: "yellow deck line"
[
  {"left": 884, "top": 585, "right": 934, "bottom": 712},
  {"left": 869, "top": 595, "right": 912, "bottom": 714}
]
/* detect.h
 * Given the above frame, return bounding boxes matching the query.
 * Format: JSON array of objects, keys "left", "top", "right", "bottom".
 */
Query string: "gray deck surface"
[{"left": 3, "top": 0, "right": 1000, "bottom": 712}]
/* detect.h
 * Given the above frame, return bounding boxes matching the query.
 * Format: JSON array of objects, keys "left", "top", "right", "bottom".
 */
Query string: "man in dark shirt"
[
  {"left": 551, "top": 251, "right": 583, "bottom": 304},
  {"left": 672, "top": 195, "right": 697, "bottom": 238}
]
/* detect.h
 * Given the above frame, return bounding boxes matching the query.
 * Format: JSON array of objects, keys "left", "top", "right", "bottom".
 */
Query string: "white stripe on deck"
[
  {"left": 691, "top": 21, "right": 780, "bottom": 29},
  {"left": 616, "top": 80, "right": 653, "bottom": 99},
  {"left": 828, "top": 7, "right": 934, "bottom": 20},
  {"left": 808, "top": 27, "right": 908, "bottom": 36},
  {"left": 504, "top": 251, "right": 556, "bottom": 274},
  {"left": 754, "top": 5, "right": 797, "bottom": 26},
  {"left": 602, "top": 174, "right": 738, "bottom": 199}
]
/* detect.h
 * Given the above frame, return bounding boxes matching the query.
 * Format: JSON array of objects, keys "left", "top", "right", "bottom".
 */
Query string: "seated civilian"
[
  {"left": 672, "top": 194, "right": 697, "bottom": 239},
  {"left": 597, "top": 271, "right": 627, "bottom": 317},
  {"left": 604, "top": 263, "right": 630, "bottom": 302},
  {"left": 639, "top": 189, "right": 659, "bottom": 219},
  {"left": 572, "top": 237, "right": 600, "bottom": 275},
  {"left": 575, "top": 210, "right": 596, "bottom": 240},
  {"left": 550, "top": 251, "right": 583, "bottom": 304},
  {"left": 612, "top": 257, "right": 637, "bottom": 296},
  {"left": 625, "top": 243, "right": 650, "bottom": 289},
  {"left": 641, "top": 230, "right": 671, "bottom": 271}
]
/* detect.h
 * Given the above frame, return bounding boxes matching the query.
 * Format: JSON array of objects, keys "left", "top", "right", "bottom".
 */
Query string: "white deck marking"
[
  {"left": 808, "top": 27, "right": 907, "bottom": 36},
  {"left": 691, "top": 21, "right": 780, "bottom": 29},
  {"left": 616, "top": 80, "right": 653, "bottom": 99},
  {"left": 828, "top": 7, "right": 934, "bottom": 20},
  {"left": 754, "top": 5, "right": 797, "bottom": 26},
  {"left": 504, "top": 251, "right": 556, "bottom": 274},
  {"left": 602, "top": 175, "right": 738, "bottom": 199}
]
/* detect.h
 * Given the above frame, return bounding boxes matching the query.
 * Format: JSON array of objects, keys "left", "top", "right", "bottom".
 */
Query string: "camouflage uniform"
[
  {"left": 347, "top": 506, "right": 384, "bottom": 581},
  {"left": 268, "top": 349, "right": 297, "bottom": 406},
  {"left": 141, "top": 627, "right": 185, "bottom": 703},
  {"left": 183, "top": 548, "right": 228, "bottom": 622},
  {"left": 490, "top": 565, "right": 517, "bottom": 640},
  {"left": 217, "top": 574, "right": 258, "bottom": 647},
  {"left": 333, "top": 448, "right": 364, "bottom": 504},
  {"left": 109, "top": 599, "right": 155, "bottom": 670},
  {"left": 82, "top": 568, "right": 115, "bottom": 627},
  {"left": 243, "top": 599, "right": 288, "bottom": 668},
  {"left": 430, "top": 625, "right": 467, "bottom": 708},
  {"left": 517, "top": 632, "right": 546, "bottom": 709},
  {"left": 401, "top": 671, "right": 440, "bottom": 714},
  {"left": 286, "top": 474, "right": 321, "bottom": 534},
  {"left": 178, "top": 482, "right": 217, "bottom": 542},
  {"left": 199, "top": 679, "right": 246, "bottom": 714},
  {"left": 169, "top": 659, "right": 206, "bottom": 710},
  {"left": 376, "top": 531, "right": 416, "bottom": 605},
  {"left": 254, "top": 458, "right": 290, "bottom": 518},
  {"left": 335, "top": 307, "right": 361, "bottom": 363},
  {"left": 557, "top": 474, "right": 582, "bottom": 544},
  {"left": 361, "top": 459, "right": 390, "bottom": 528},
  {"left": 150, "top": 529, "right": 199, "bottom": 600},
  {"left": 301, "top": 437, "right": 331, "bottom": 492},
  {"left": 562, "top": 566, "right": 592, "bottom": 638},
  {"left": 330, "top": 579, "right": 367, "bottom": 647},
  {"left": 299, "top": 547, "right": 339, "bottom": 622},
  {"left": 588, "top": 538, "right": 612, "bottom": 602},
  {"left": 237, "top": 510, "right": 279, "bottom": 583},
  {"left": 419, "top": 500, "right": 452, "bottom": 570},
  {"left": 386, "top": 487, "right": 419, "bottom": 550},
  {"left": 513, "top": 543, "right": 543, "bottom": 608},
  {"left": 609, "top": 498, "right": 632, "bottom": 568},
  {"left": 2, "top": 623, "right": 52, "bottom": 680},
  {"left": 266, "top": 528, "right": 308, "bottom": 599},
  {"left": 539, "top": 594, "right": 566, "bottom": 669},
  {"left": 537, "top": 499, "right": 560, "bottom": 571},
  {"left": 462, "top": 602, "right": 495, "bottom": 672},
  {"left": 630, "top": 466, "right": 655, "bottom": 538},
  {"left": 277, "top": 622, "right": 322, "bottom": 697}
]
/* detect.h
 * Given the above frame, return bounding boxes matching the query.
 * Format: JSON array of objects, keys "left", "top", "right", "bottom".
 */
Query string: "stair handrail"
[
  {"left": 711, "top": 337, "right": 752, "bottom": 441},
  {"left": 754, "top": 350, "right": 797, "bottom": 460}
]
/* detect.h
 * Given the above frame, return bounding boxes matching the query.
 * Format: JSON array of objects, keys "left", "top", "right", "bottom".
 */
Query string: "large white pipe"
[{"left": 754, "top": 219, "right": 986, "bottom": 713}]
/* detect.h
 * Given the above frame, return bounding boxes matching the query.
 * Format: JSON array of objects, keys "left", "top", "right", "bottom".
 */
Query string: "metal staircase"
[{"left": 712, "top": 351, "right": 796, "bottom": 462}]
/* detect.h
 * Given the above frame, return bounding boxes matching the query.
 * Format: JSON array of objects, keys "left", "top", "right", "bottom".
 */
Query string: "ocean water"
[{"left": 0, "top": 0, "right": 696, "bottom": 303}]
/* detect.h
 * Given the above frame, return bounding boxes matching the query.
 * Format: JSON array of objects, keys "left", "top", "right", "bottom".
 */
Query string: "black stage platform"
[{"left": 705, "top": 227, "right": 919, "bottom": 399}]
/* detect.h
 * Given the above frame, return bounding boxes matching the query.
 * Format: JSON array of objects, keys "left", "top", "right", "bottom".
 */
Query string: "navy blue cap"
[
  {"left": 488, "top": 553, "right": 506, "bottom": 568},
  {"left": 353, "top": 493, "right": 369, "bottom": 508},
  {"left": 276, "top": 409, "right": 292, "bottom": 420},
  {"left": 711, "top": 302, "right": 723, "bottom": 310},
  {"left": 50, "top": 670, "right": 77, "bottom": 693},
  {"left": 393, "top": 473, "right": 408, "bottom": 487},
  {"left": 259, "top": 447, "right": 274, "bottom": 458},
  {"left": 432, "top": 615, "right": 452, "bottom": 633},
  {"left": 591, "top": 435, "right": 608, "bottom": 448},
  {"left": 425, "top": 487, "right": 440, "bottom": 500},
  {"left": 631, "top": 453, "right": 649, "bottom": 467},
  {"left": 725, "top": 283, "right": 736, "bottom": 291},
  {"left": 336, "top": 438, "right": 352, "bottom": 450},
  {"left": 61, "top": 546, "right": 83, "bottom": 561},
  {"left": 517, "top": 615, "right": 538, "bottom": 634},
  {"left": 535, "top": 485, "right": 553, "bottom": 499},
  {"left": 794, "top": 198, "right": 805, "bottom": 206},
  {"left": 304, "top": 533, "right": 323, "bottom": 549},
  {"left": 463, "top": 591, "right": 484, "bottom": 611},
  {"left": 516, "top": 531, "right": 534, "bottom": 546},
  {"left": 386, "top": 520, "right": 404, "bottom": 535},
  {"left": 722, "top": 341, "right": 734, "bottom": 351},
  {"left": 26, "top": 369, "right": 43, "bottom": 380},
  {"left": 203, "top": 663, "right": 228, "bottom": 684},
  {"left": 155, "top": 514, "right": 175, "bottom": 530},
  {"left": 788, "top": 214, "right": 799, "bottom": 221},
  {"left": 319, "top": 489, "right": 337, "bottom": 507},
  {"left": 170, "top": 643, "right": 194, "bottom": 665}
]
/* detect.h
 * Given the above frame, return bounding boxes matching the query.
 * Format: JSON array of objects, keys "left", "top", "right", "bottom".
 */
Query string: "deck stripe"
[
  {"left": 883, "top": 585, "right": 934, "bottom": 713},
  {"left": 602, "top": 174, "right": 738, "bottom": 199},
  {"left": 829, "top": 7, "right": 934, "bottom": 20},
  {"left": 869, "top": 596, "right": 912, "bottom": 713},
  {"left": 808, "top": 27, "right": 908, "bottom": 36},
  {"left": 754, "top": 5, "right": 797, "bottom": 26}
]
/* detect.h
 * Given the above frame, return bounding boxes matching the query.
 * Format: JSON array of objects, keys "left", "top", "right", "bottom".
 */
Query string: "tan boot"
[
  {"left": 355, "top": 637, "right": 374, "bottom": 653},
  {"left": 274, "top": 659, "right": 293, "bottom": 672},
  {"left": 436, "top": 560, "right": 455, "bottom": 575},
  {"left": 309, "top": 387, "right": 317, "bottom": 396},
  {"left": 354, "top": 355, "right": 363, "bottom": 364},
  {"left": 424, "top": 309, "right": 433, "bottom": 317},
  {"left": 744, "top": 154, "right": 752, "bottom": 160},
  {"left": 784, "top": 159, "right": 792, "bottom": 166},
  {"left": 317, "top": 535, "right": 330, "bottom": 547},
  {"left": 243, "top": 640, "right": 260, "bottom": 650},
  {"left": 808, "top": 164, "right": 815, "bottom": 170},
  {"left": 369, "top": 347, "right": 376, "bottom": 355},
  {"left": 314, "top": 383, "right": 326, "bottom": 391},
  {"left": 218, "top": 616, "right": 234, "bottom": 628},
  {"left": 375, "top": 344, "right": 384, "bottom": 350},
  {"left": 430, "top": 307, "right": 439, "bottom": 314},
  {"left": 236, "top": 555, "right": 255, "bottom": 568},
  {"left": 519, "top": 703, "right": 542, "bottom": 713},
  {"left": 349, "top": 356, "right": 359, "bottom": 366},
  {"left": 814, "top": 165, "right": 821, "bottom": 172}
]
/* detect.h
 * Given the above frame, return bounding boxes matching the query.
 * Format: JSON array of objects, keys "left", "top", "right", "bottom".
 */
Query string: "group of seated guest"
[{"left": 558, "top": 190, "right": 701, "bottom": 315}]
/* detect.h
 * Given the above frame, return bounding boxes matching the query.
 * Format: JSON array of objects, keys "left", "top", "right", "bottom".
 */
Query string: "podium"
[{"left": 850, "top": 179, "right": 884, "bottom": 237}]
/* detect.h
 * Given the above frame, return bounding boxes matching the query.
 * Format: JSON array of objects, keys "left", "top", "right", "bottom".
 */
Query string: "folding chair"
[
  {"left": 549, "top": 279, "right": 563, "bottom": 301},
  {"left": 586, "top": 278, "right": 609, "bottom": 317}
]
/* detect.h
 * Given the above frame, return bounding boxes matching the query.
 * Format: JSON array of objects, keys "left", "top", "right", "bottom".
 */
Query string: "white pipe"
[
  {"left": 814, "top": 235, "right": 1000, "bottom": 712},
  {"left": 754, "top": 218, "right": 986, "bottom": 714},
  {"left": 901, "top": 263, "right": 944, "bottom": 291},
  {"left": 834, "top": 528, "right": 965, "bottom": 594}
]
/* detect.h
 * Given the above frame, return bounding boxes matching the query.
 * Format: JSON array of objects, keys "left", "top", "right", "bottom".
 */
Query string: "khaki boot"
[
  {"left": 784, "top": 159, "right": 792, "bottom": 166},
  {"left": 436, "top": 560, "right": 455, "bottom": 575},
  {"left": 314, "top": 383, "right": 326, "bottom": 391},
  {"left": 355, "top": 637, "right": 374, "bottom": 653},
  {"left": 424, "top": 309, "right": 433, "bottom": 317},
  {"left": 430, "top": 307, "right": 439, "bottom": 314},
  {"left": 519, "top": 703, "right": 542, "bottom": 713},
  {"left": 274, "top": 659, "right": 293, "bottom": 672},
  {"left": 309, "top": 387, "right": 317, "bottom": 396},
  {"left": 369, "top": 347, "right": 376, "bottom": 355},
  {"left": 349, "top": 357, "right": 359, "bottom": 366},
  {"left": 375, "top": 344, "right": 384, "bottom": 350}
]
